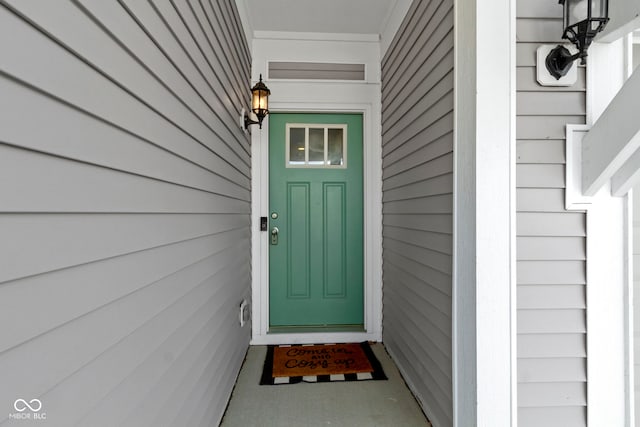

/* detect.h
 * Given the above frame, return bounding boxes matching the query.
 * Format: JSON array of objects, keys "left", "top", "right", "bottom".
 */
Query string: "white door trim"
[{"left": 250, "top": 101, "right": 382, "bottom": 345}]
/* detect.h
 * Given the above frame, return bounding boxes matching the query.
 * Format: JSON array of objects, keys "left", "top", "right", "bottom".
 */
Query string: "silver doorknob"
[{"left": 270, "top": 227, "right": 279, "bottom": 245}]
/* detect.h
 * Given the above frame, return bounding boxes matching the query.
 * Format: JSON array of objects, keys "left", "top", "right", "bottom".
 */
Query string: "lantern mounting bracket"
[
  {"left": 545, "top": 45, "right": 585, "bottom": 79},
  {"left": 544, "top": 0, "right": 610, "bottom": 80},
  {"left": 244, "top": 112, "right": 262, "bottom": 129}
]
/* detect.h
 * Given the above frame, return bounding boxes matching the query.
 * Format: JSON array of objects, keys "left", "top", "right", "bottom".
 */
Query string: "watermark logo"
[
  {"left": 9, "top": 398, "right": 46, "bottom": 421},
  {"left": 14, "top": 399, "right": 42, "bottom": 412}
]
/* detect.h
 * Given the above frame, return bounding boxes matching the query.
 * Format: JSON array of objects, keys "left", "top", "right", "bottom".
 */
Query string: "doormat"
[{"left": 260, "top": 342, "right": 387, "bottom": 385}]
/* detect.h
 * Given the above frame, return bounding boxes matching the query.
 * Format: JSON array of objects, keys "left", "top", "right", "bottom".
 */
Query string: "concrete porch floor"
[{"left": 221, "top": 343, "right": 431, "bottom": 427}]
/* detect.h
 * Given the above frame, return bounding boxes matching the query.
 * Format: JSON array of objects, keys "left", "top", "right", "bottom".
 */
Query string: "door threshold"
[
  {"left": 251, "top": 329, "right": 379, "bottom": 345},
  {"left": 269, "top": 324, "right": 365, "bottom": 334}
]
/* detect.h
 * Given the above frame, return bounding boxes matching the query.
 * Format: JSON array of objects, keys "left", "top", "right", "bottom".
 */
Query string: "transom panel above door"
[{"left": 268, "top": 113, "right": 364, "bottom": 329}]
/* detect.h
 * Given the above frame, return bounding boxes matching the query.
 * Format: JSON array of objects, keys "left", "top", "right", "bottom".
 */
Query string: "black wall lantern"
[
  {"left": 244, "top": 74, "right": 270, "bottom": 129},
  {"left": 545, "top": 0, "right": 609, "bottom": 80}
]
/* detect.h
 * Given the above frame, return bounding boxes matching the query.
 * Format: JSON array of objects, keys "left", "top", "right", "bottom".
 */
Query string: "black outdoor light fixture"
[
  {"left": 545, "top": 0, "right": 609, "bottom": 80},
  {"left": 244, "top": 74, "right": 270, "bottom": 129}
]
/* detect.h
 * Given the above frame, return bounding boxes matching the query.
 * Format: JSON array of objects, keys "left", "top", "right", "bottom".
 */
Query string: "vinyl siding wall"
[
  {"left": 380, "top": 0, "right": 454, "bottom": 425},
  {"left": 0, "top": 1, "right": 251, "bottom": 426},
  {"left": 516, "top": 1, "right": 588, "bottom": 426}
]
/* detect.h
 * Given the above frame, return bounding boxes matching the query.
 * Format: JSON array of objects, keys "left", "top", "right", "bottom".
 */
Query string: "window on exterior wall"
[{"left": 286, "top": 124, "right": 347, "bottom": 168}]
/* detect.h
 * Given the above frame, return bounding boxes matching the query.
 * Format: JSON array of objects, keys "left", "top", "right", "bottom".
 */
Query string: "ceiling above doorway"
[{"left": 239, "top": 0, "right": 410, "bottom": 35}]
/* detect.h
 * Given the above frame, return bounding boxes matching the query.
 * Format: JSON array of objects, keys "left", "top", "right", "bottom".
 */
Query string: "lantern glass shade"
[
  {"left": 250, "top": 75, "right": 270, "bottom": 126},
  {"left": 589, "top": 0, "right": 608, "bottom": 30},
  {"left": 562, "top": 0, "right": 608, "bottom": 42},
  {"left": 252, "top": 87, "right": 268, "bottom": 112}
]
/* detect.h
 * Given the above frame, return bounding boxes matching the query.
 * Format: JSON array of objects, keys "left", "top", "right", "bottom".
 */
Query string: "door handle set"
[{"left": 269, "top": 211, "right": 279, "bottom": 245}]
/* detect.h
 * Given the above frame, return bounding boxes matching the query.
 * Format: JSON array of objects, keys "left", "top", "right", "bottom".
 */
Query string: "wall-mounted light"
[
  {"left": 244, "top": 74, "right": 270, "bottom": 129},
  {"left": 545, "top": 0, "right": 609, "bottom": 80}
]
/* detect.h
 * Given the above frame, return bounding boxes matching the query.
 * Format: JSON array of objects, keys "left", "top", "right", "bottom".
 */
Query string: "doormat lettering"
[{"left": 260, "top": 342, "right": 387, "bottom": 385}]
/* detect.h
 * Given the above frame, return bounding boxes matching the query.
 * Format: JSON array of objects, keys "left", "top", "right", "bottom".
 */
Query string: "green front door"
[{"left": 269, "top": 113, "right": 363, "bottom": 327}]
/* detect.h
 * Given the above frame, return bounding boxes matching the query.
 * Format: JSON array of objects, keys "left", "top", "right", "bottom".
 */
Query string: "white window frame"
[
  {"left": 285, "top": 123, "right": 348, "bottom": 169},
  {"left": 250, "top": 101, "right": 382, "bottom": 346}
]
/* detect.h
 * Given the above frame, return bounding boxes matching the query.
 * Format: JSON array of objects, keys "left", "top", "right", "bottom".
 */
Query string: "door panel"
[
  {"left": 287, "top": 182, "right": 310, "bottom": 298},
  {"left": 324, "top": 182, "right": 346, "bottom": 298},
  {"left": 269, "top": 113, "right": 363, "bottom": 327}
]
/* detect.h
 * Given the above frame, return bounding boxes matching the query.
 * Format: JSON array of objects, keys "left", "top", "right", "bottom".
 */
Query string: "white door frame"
[
  {"left": 248, "top": 32, "right": 383, "bottom": 346},
  {"left": 250, "top": 100, "right": 382, "bottom": 345}
]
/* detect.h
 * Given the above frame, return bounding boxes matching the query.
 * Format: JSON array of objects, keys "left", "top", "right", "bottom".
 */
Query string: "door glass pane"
[
  {"left": 289, "top": 128, "right": 305, "bottom": 164},
  {"left": 309, "top": 128, "right": 324, "bottom": 165},
  {"left": 286, "top": 124, "right": 346, "bottom": 168},
  {"left": 328, "top": 128, "right": 344, "bottom": 166}
]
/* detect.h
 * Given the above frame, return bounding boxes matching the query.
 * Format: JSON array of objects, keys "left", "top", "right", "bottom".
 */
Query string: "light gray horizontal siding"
[
  {"left": 519, "top": 407, "right": 586, "bottom": 427},
  {"left": 517, "top": 18, "right": 564, "bottom": 43},
  {"left": 381, "top": 0, "right": 454, "bottom": 426},
  {"left": 516, "top": 92, "right": 586, "bottom": 115},
  {"left": 517, "top": 66, "right": 586, "bottom": 91},
  {"left": 517, "top": 2, "right": 587, "bottom": 424},
  {"left": 518, "top": 285, "right": 586, "bottom": 309},
  {"left": 517, "top": 236, "right": 585, "bottom": 260},
  {"left": 0, "top": 1, "right": 250, "bottom": 426},
  {"left": 517, "top": 212, "right": 586, "bottom": 236},
  {"left": 517, "top": 115, "right": 584, "bottom": 139},
  {"left": 517, "top": 260, "right": 586, "bottom": 285},
  {"left": 518, "top": 309, "right": 586, "bottom": 334},
  {"left": 519, "top": 334, "right": 586, "bottom": 358},
  {"left": 517, "top": 164, "right": 565, "bottom": 188},
  {"left": 517, "top": 188, "right": 566, "bottom": 212},
  {"left": 517, "top": 140, "right": 566, "bottom": 164},
  {"left": 518, "top": 358, "right": 587, "bottom": 382},
  {"left": 517, "top": 0, "right": 563, "bottom": 19}
]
